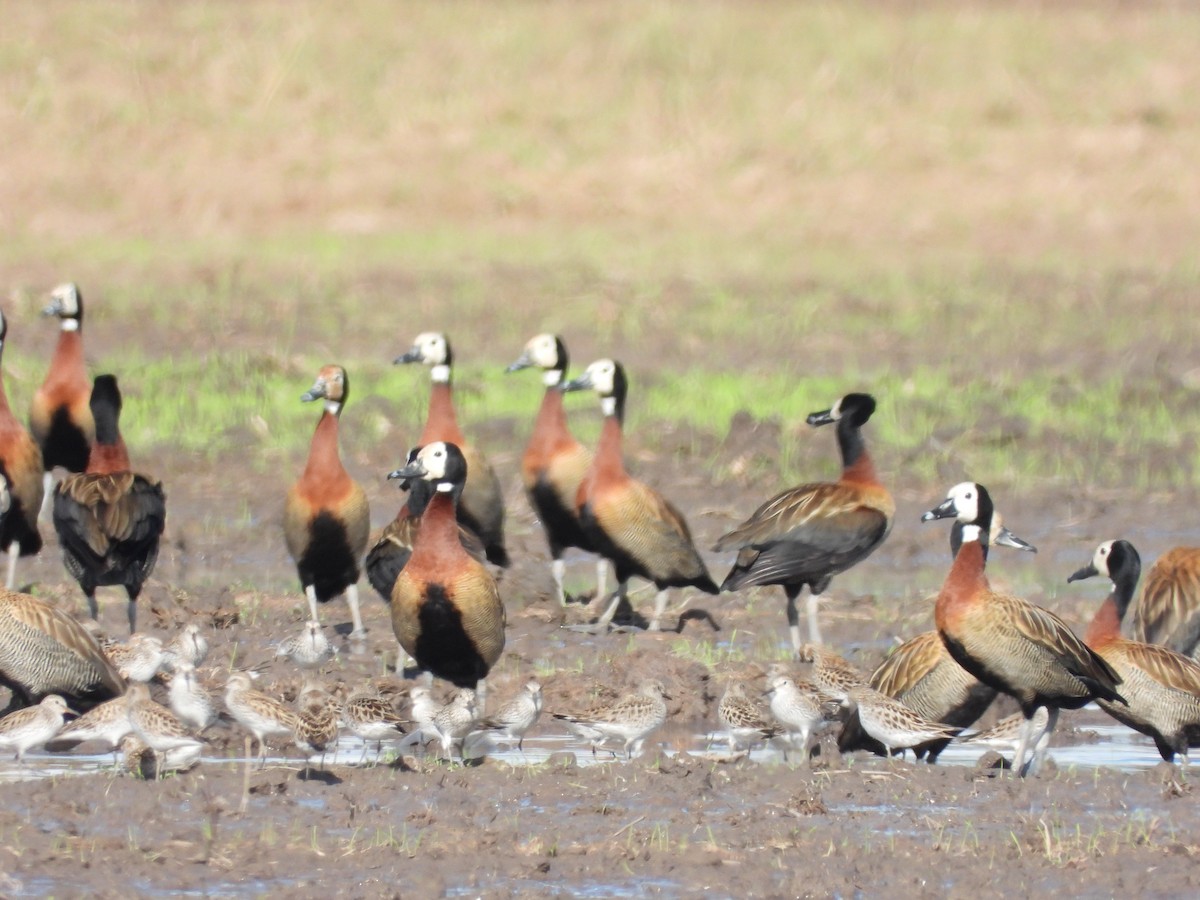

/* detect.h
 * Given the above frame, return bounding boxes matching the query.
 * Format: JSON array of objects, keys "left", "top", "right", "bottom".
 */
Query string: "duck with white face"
[
  {"left": 31, "top": 283, "right": 95, "bottom": 519},
  {"left": 560, "top": 359, "right": 718, "bottom": 633},
  {"left": 394, "top": 332, "right": 509, "bottom": 568},
  {"left": 284, "top": 364, "right": 370, "bottom": 640},
  {"left": 386, "top": 442, "right": 506, "bottom": 690},
  {"left": 506, "top": 334, "right": 605, "bottom": 607},
  {"left": 922, "top": 481, "right": 1125, "bottom": 776}
]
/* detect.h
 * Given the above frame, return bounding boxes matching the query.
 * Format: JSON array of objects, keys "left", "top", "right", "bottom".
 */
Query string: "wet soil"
[{"left": 2, "top": 414, "right": 1199, "bottom": 899}]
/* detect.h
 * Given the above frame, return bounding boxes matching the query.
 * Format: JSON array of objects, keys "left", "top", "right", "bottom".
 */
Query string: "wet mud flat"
[
  {"left": 0, "top": 410, "right": 1198, "bottom": 897},
  {"left": 1, "top": 728, "right": 1198, "bottom": 899}
]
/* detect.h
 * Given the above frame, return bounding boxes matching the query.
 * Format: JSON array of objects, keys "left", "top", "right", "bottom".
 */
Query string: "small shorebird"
[
  {"left": 275, "top": 620, "right": 336, "bottom": 670},
  {"left": 716, "top": 681, "right": 777, "bottom": 753},
  {"left": 341, "top": 689, "right": 408, "bottom": 762},
  {"left": 52, "top": 693, "right": 131, "bottom": 761},
  {"left": 843, "top": 685, "right": 962, "bottom": 761},
  {"left": 408, "top": 685, "right": 440, "bottom": 734},
  {"left": 160, "top": 623, "right": 209, "bottom": 673},
  {"left": 764, "top": 675, "right": 836, "bottom": 762},
  {"left": 293, "top": 683, "right": 340, "bottom": 770},
  {"left": 105, "top": 633, "right": 164, "bottom": 682},
  {"left": 125, "top": 683, "right": 204, "bottom": 777},
  {"left": 168, "top": 663, "right": 218, "bottom": 732},
  {"left": 473, "top": 678, "right": 543, "bottom": 753},
  {"left": 430, "top": 688, "right": 479, "bottom": 761},
  {"left": 0, "top": 694, "right": 73, "bottom": 762},
  {"left": 796, "top": 644, "right": 867, "bottom": 703},
  {"left": 553, "top": 680, "right": 669, "bottom": 759},
  {"left": 960, "top": 708, "right": 1052, "bottom": 767},
  {"left": 224, "top": 672, "right": 300, "bottom": 761},
  {"left": 120, "top": 733, "right": 202, "bottom": 779}
]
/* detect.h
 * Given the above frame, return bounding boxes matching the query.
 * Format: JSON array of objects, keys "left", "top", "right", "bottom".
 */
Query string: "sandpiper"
[
  {"left": 120, "top": 734, "right": 202, "bottom": 779},
  {"left": 224, "top": 671, "right": 300, "bottom": 760},
  {"left": 430, "top": 688, "right": 479, "bottom": 760},
  {"left": 764, "top": 675, "right": 836, "bottom": 762},
  {"left": 473, "top": 678, "right": 543, "bottom": 753},
  {"left": 843, "top": 685, "right": 962, "bottom": 760},
  {"left": 125, "top": 683, "right": 205, "bottom": 777},
  {"left": 293, "top": 683, "right": 340, "bottom": 769},
  {"left": 105, "top": 633, "right": 164, "bottom": 683},
  {"left": 168, "top": 663, "right": 218, "bottom": 732},
  {"left": 0, "top": 695, "right": 73, "bottom": 762},
  {"left": 341, "top": 689, "right": 408, "bottom": 761},
  {"left": 160, "top": 623, "right": 209, "bottom": 673},
  {"left": 554, "top": 680, "right": 669, "bottom": 758},
  {"left": 52, "top": 693, "right": 132, "bottom": 760},
  {"left": 716, "top": 681, "right": 777, "bottom": 753},
  {"left": 275, "top": 620, "right": 336, "bottom": 670},
  {"left": 960, "top": 707, "right": 1052, "bottom": 769},
  {"left": 408, "top": 685, "right": 440, "bottom": 732},
  {"left": 796, "top": 644, "right": 866, "bottom": 703}
]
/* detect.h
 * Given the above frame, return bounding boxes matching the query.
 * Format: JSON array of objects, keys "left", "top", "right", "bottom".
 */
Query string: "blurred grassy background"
[{"left": 1, "top": 1, "right": 1198, "bottom": 493}]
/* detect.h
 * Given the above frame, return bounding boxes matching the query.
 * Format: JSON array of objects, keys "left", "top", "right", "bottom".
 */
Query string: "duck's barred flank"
[{"left": 0, "top": 591, "right": 123, "bottom": 710}]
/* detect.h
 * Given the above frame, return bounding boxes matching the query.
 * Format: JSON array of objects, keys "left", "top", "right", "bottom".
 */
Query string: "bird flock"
[{"left": 0, "top": 283, "right": 1198, "bottom": 781}]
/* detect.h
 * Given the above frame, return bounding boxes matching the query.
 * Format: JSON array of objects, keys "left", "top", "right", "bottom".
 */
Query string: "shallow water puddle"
[{"left": 0, "top": 720, "right": 1173, "bottom": 786}]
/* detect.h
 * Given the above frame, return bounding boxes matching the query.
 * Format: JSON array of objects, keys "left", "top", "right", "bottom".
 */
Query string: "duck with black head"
[
  {"left": 560, "top": 359, "right": 718, "bottom": 633},
  {"left": 1069, "top": 539, "right": 1200, "bottom": 766},
  {"left": 922, "top": 481, "right": 1124, "bottom": 776},
  {"left": 715, "top": 392, "right": 893, "bottom": 652}
]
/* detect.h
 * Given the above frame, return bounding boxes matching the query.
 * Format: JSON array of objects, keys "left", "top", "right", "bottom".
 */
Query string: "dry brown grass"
[{"left": 3, "top": 0, "right": 1199, "bottom": 276}]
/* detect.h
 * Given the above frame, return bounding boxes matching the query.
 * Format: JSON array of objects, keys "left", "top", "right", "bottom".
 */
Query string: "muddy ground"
[{"left": 0, "top": 406, "right": 1198, "bottom": 899}]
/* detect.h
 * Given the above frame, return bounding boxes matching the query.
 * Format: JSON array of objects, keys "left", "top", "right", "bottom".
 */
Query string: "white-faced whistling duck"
[
  {"left": 714, "top": 392, "right": 893, "bottom": 651},
  {"left": 839, "top": 512, "right": 1037, "bottom": 762},
  {"left": 506, "top": 334, "right": 606, "bottom": 606},
  {"left": 560, "top": 359, "right": 718, "bottom": 633},
  {"left": 30, "top": 284, "right": 95, "bottom": 507},
  {"left": 923, "top": 482, "right": 1124, "bottom": 776},
  {"left": 284, "top": 365, "right": 370, "bottom": 639},
  {"left": 395, "top": 332, "right": 509, "bottom": 568},
  {"left": 1069, "top": 539, "right": 1200, "bottom": 766},
  {"left": 365, "top": 444, "right": 487, "bottom": 605},
  {"left": 387, "top": 442, "right": 506, "bottom": 689},
  {"left": 0, "top": 588, "right": 124, "bottom": 715},
  {"left": 1129, "top": 546, "right": 1200, "bottom": 658},
  {"left": 52, "top": 375, "right": 167, "bottom": 634},
  {"left": 0, "top": 310, "right": 45, "bottom": 589}
]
